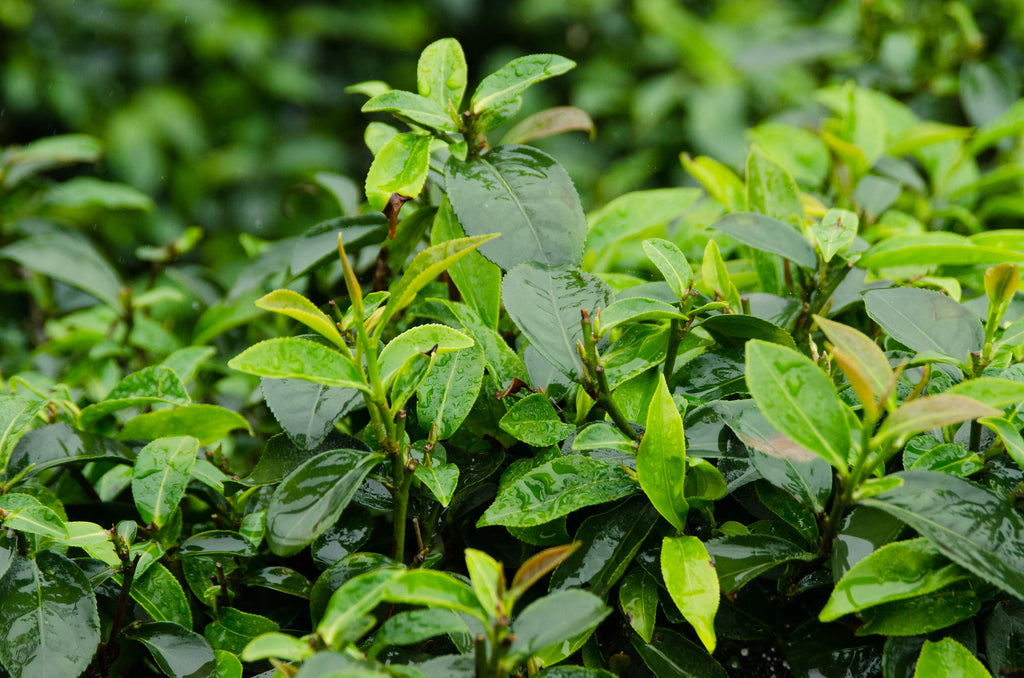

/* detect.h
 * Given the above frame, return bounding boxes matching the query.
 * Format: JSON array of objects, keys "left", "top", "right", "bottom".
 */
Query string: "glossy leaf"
[
  {"left": 642, "top": 238, "right": 693, "bottom": 300},
  {"left": 362, "top": 90, "right": 458, "bottom": 133},
  {"left": 377, "top": 324, "right": 473, "bottom": 387},
  {"left": 706, "top": 534, "right": 816, "bottom": 594},
  {"left": 205, "top": 608, "right": 279, "bottom": 655},
  {"left": 980, "top": 417, "right": 1024, "bottom": 469},
  {"left": 124, "top": 622, "right": 216, "bottom": 678},
  {"left": 431, "top": 198, "right": 502, "bottom": 328},
  {"left": 178, "top": 531, "right": 257, "bottom": 558},
  {"left": 61, "top": 521, "right": 118, "bottom": 566},
  {"left": 500, "top": 106, "right": 595, "bottom": 145},
  {"left": 637, "top": 372, "right": 688, "bottom": 532},
  {"left": 471, "top": 54, "right": 576, "bottom": 129},
  {"left": 414, "top": 459, "right": 459, "bottom": 507},
  {"left": 417, "top": 37, "right": 467, "bottom": 111},
  {"left": 384, "top": 569, "right": 486, "bottom": 620},
  {"left": 0, "top": 551, "right": 100, "bottom": 678},
  {"left": 0, "top": 493, "right": 68, "bottom": 539},
  {"left": 710, "top": 212, "right": 817, "bottom": 270},
  {"left": 915, "top": 638, "right": 992, "bottom": 678},
  {"left": 0, "top": 231, "right": 123, "bottom": 307},
  {"left": 255, "top": 289, "right": 345, "bottom": 348},
  {"left": 120, "top": 405, "right": 250, "bottom": 446},
  {"left": 985, "top": 599, "right": 1024, "bottom": 673},
  {"left": 131, "top": 436, "right": 198, "bottom": 528},
  {"left": 499, "top": 393, "right": 575, "bottom": 446},
  {"left": 745, "top": 339, "right": 851, "bottom": 471},
  {"left": 597, "top": 297, "right": 685, "bottom": 335},
  {"left": 310, "top": 553, "right": 397, "bottom": 624},
  {"left": 550, "top": 496, "right": 659, "bottom": 597},
  {"left": 876, "top": 395, "right": 998, "bottom": 445},
  {"left": 478, "top": 456, "right": 638, "bottom": 528},
  {"left": 228, "top": 337, "right": 367, "bottom": 391},
  {"left": 310, "top": 506, "right": 375, "bottom": 570},
  {"left": 864, "top": 288, "right": 984, "bottom": 363},
  {"left": 447, "top": 145, "right": 586, "bottom": 269},
  {"left": 377, "top": 234, "right": 498, "bottom": 331},
  {"left": 631, "top": 627, "right": 728, "bottom": 678},
  {"left": 699, "top": 314, "right": 796, "bottom": 349},
  {"left": 756, "top": 482, "right": 819, "bottom": 546},
  {"left": 244, "top": 566, "right": 311, "bottom": 598},
  {"left": 376, "top": 608, "right": 468, "bottom": 649},
  {"left": 80, "top": 366, "right": 190, "bottom": 427},
  {"left": 510, "top": 589, "right": 609, "bottom": 659},
  {"left": 662, "top": 536, "right": 719, "bottom": 653},
  {"left": 266, "top": 448, "right": 385, "bottom": 556},
  {"left": 261, "top": 378, "right": 357, "bottom": 451},
  {"left": 571, "top": 422, "right": 636, "bottom": 455},
  {"left": 464, "top": 548, "right": 502, "bottom": 619},
  {"left": 0, "top": 396, "right": 47, "bottom": 474},
  {"left": 364, "top": 131, "right": 432, "bottom": 210},
  {"left": 821, "top": 538, "right": 970, "bottom": 622},
  {"left": 129, "top": 563, "right": 193, "bottom": 628},
  {"left": 503, "top": 263, "right": 613, "bottom": 379},
  {"left": 318, "top": 568, "right": 404, "bottom": 646},
  {"left": 441, "top": 299, "right": 529, "bottom": 388},
  {"left": 241, "top": 632, "right": 314, "bottom": 663},
  {"left": 619, "top": 568, "right": 659, "bottom": 643},
  {"left": 417, "top": 347, "right": 485, "bottom": 441},
  {"left": 813, "top": 209, "right": 858, "bottom": 263},
  {"left": 857, "top": 587, "right": 981, "bottom": 636},
  {"left": 861, "top": 471, "right": 1024, "bottom": 600}
]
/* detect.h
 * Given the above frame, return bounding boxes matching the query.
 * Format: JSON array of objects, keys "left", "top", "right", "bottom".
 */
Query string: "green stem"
[
  {"left": 969, "top": 419, "right": 982, "bottom": 454},
  {"left": 581, "top": 311, "right": 640, "bottom": 442},
  {"left": 663, "top": 317, "right": 681, "bottom": 381},
  {"left": 391, "top": 448, "right": 417, "bottom": 564}
]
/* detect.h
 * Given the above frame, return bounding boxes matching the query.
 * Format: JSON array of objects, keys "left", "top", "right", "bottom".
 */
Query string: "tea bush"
[{"left": 3, "top": 10, "right": 1024, "bottom": 678}]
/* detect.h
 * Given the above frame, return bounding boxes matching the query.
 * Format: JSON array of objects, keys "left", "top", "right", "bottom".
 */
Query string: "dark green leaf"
[
  {"left": 864, "top": 288, "right": 984, "bottom": 363},
  {"left": 0, "top": 551, "right": 100, "bottom": 678},
  {"left": 130, "top": 563, "right": 192, "bottom": 628},
  {"left": 499, "top": 393, "right": 575, "bottom": 446},
  {"left": 857, "top": 587, "right": 980, "bottom": 637},
  {"left": 619, "top": 568, "right": 659, "bottom": 643},
  {"left": 417, "top": 348, "right": 485, "bottom": 441},
  {"left": 261, "top": 378, "right": 358, "bottom": 450},
  {"left": 446, "top": 145, "right": 586, "bottom": 269},
  {"left": 244, "top": 566, "right": 312, "bottom": 598},
  {"left": 756, "top": 482, "right": 819, "bottom": 547},
  {"left": 478, "top": 456, "right": 638, "bottom": 528},
  {"left": 311, "top": 506, "right": 375, "bottom": 569},
  {"left": 205, "top": 608, "right": 279, "bottom": 655},
  {"left": 631, "top": 627, "right": 728, "bottom": 678},
  {"left": 699, "top": 314, "right": 796, "bottom": 349},
  {"left": 503, "top": 263, "right": 613, "bottom": 379},
  {"left": 985, "top": 599, "right": 1024, "bottom": 673},
  {"left": 710, "top": 212, "right": 817, "bottom": 270},
  {"left": 706, "top": 534, "right": 816, "bottom": 594},
  {"left": 131, "top": 436, "right": 198, "bottom": 528},
  {"left": 124, "top": 622, "right": 216, "bottom": 678},
  {"left": 266, "top": 448, "right": 384, "bottom": 556},
  {"left": 178, "top": 531, "right": 257, "bottom": 558},
  {"left": 861, "top": 471, "right": 1024, "bottom": 600}
]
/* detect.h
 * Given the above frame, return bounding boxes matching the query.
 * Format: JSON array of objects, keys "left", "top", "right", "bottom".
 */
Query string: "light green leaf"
[
  {"left": 362, "top": 90, "right": 458, "bottom": 133},
  {"left": 80, "top": 365, "right": 191, "bottom": 428},
  {"left": 637, "top": 373, "right": 688, "bottom": 532},
  {"left": 0, "top": 494, "right": 68, "bottom": 539},
  {"left": 131, "top": 436, "right": 199, "bottom": 528},
  {"left": 431, "top": 198, "right": 502, "bottom": 328},
  {"left": 661, "top": 536, "right": 719, "bottom": 653},
  {"left": 241, "top": 632, "right": 314, "bottom": 663},
  {"left": 377, "top": 324, "right": 473, "bottom": 387},
  {"left": 499, "top": 393, "right": 575, "bottom": 447},
  {"left": 813, "top": 209, "right": 858, "bottom": 263},
  {"left": 641, "top": 238, "right": 693, "bottom": 300},
  {"left": 864, "top": 287, "right": 984, "bottom": 363},
  {"left": 417, "top": 37, "right": 467, "bottom": 112},
  {"left": 876, "top": 394, "right": 998, "bottom": 445},
  {"left": 471, "top": 54, "right": 576, "bottom": 129},
  {"left": 0, "top": 232, "right": 123, "bottom": 308},
  {"left": 364, "top": 131, "right": 432, "bottom": 210},
  {"left": 229, "top": 337, "right": 368, "bottom": 391},
  {"left": 120, "top": 405, "right": 251, "bottom": 446},
  {"left": 915, "top": 638, "right": 993, "bottom": 678},
  {"left": 44, "top": 176, "right": 153, "bottom": 211},
  {"left": 255, "top": 289, "right": 345, "bottom": 348}
]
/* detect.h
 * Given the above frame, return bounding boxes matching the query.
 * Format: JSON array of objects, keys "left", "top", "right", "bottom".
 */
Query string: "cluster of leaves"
[{"left": 4, "top": 28, "right": 1024, "bottom": 678}]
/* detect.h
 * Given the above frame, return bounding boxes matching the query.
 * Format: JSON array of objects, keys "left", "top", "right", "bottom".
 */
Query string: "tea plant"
[{"left": 2, "top": 35, "right": 1024, "bottom": 678}]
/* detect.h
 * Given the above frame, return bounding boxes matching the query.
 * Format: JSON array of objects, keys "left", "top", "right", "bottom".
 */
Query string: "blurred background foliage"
[{"left": 4, "top": 0, "right": 1024, "bottom": 391}]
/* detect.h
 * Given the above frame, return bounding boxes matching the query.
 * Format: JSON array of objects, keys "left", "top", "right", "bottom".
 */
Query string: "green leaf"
[
  {"left": 631, "top": 627, "right": 728, "bottom": 678},
  {"left": 255, "top": 289, "right": 345, "bottom": 348},
  {"left": 820, "top": 538, "right": 969, "bottom": 622},
  {"left": 131, "top": 436, "right": 198, "bottom": 528},
  {"left": 417, "top": 348, "right": 485, "bottom": 440},
  {"left": 0, "top": 493, "right": 68, "bottom": 539},
  {"left": 241, "top": 632, "right": 314, "bottom": 663},
  {"left": 470, "top": 54, "right": 576, "bottom": 129},
  {"left": 876, "top": 395, "right": 998, "bottom": 445},
  {"left": 571, "top": 422, "right": 635, "bottom": 455},
  {"left": 915, "top": 638, "right": 993, "bottom": 678},
  {"left": 864, "top": 288, "right": 984, "bottom": 363},
  {"left": 362, "top": 90, "right": 458, "bottom": 133},
  {"left": 637, "top": 372, "right": 688, "bottom": 532},
  {"left": 500, "top": 106, "right": 595, "bottom": 145},
  {"left": 984, "top": 599, "right": 1024, "bottom": 673},
  {"left": 706, "top": 534, "right": 816, "bottom": 594},
  {"left": 464, "top": 548, "right": 502, "bottom": 619},
  {"left": 699, "top": 314, "right": 796, "bottom": 349},
  {"left": 261, "top": 378, "right": 358, "bottom": 451},
  {"left": 3, "top": 134, "right": 101, "bottom": 187},
  {"left": 417, "top": 37, "right": 467, "bottom": 112},
  {"left": 375, "top": 608, "right": 468, "bottom": 649},
  {"left": 641, "top": 238, "right": 694, "bottom": 300},
  {"left": 61, "top": 521, "right": 118, "bottom": 566},
  {"left": 0, "top": 232, "right": 123, "bottom": 307},
  {"left": 318, "top": 568, "right": 404, "bottom": 646},
  {"left": 120, "top": 405, "right": 249, "bottom": 446},
  {"left": 861, "top": 471, "right": 1024, "bottom": 601},
  {"left": 377, "top": 234, "right": 498, "bottom": 332},
  {"left": 550, "top": 496, "right": 659, "bottom": 597},
  {"left": 128, "top": 563, "right": 193, "bottom": 628},
  {"left": 756, "top": 482, "right": 819, "bottom": 546},
  {"left": 947, "top": 377, "right": 1024, "bottom": 409},
  {"left": 745, "top": 340, "right": 851, "bottom": 471},
  {"left": 813, "top": 209, "right": 858, "bottom": 263},
  {"left": 857, "top": 586, "right": 980, "bottom": 636},
  {"left": 662, "top": 536, "right": 719, "bottom": 653},
  {"left": 244, "top": 566, "right": 311, "bottom": 598},
  {"left": 746, "top": 148, "right": 805, "bottom": 222},
  {"left": 45, "top": 176, "right": 153, "bottom": 211},
  {"left": 446, "top": 145, "right": 586, "bottom": 269},
  {"left": 123, "top": 622, "right": 216, "bottom": 678},
  {"left": 980, "top": 416, "right": 1024, "bottom": 469},
  {"left": 377, "top": 324, "right": 473, "bottom": 387},
  {"left": 618, "top": 568, "right": 659, "bottom": 643},
  {"left": 364, "top": 131, "right": 432, "bottom": 210},
  {"left": 859, "top": 232, "right": 1024, "bottom": 269},
  {"left": 178, "top": 531, "right": 257, "bottom": 558},
  {"left": 596, "top": 297, "right": 685, "bottom": 335},
  {"left": 0, "top": 396, "right": 46, "bottom": 475},
  {"left": 478, "top": 456, "right": 638, "bottom": 528},
  {"left": 431, "top": 198, "right": 502, "bottom": 328},
  {"left": 0, "top": 551, "right": 100, "bottom": 678},
  {"left": 814, "top": 315, "right": 893, "bottom": 413},
  {"left": 709, "top": 212, "right": 817, "bottom": 270},
  {"left": 586, "top": 189, "right": 701, "bottom": 268},
  {"left": 385, "top": 569, "right": 486, "bottom": 620},
  {"left": 214, "top": 650, "right": 242, "bottom": 678},
  {"left": 205, "top": 608, "right": 279, "bottom": 655},
  {"left": 414, "top": 459, "right": 459, "bottom": 507},
  {"left": 228, "top": 337, "right": 368, "bottom": 391},
  {"left": 499, "top": 393, "right": 575, "bottom": 446},
  {"left": 509, "top": 590, "right": 609, "bottom": 658},
  {"left": 266, "top": 448, "right": 384, "bottom": 556},
  {"left": 502, "top": 263, "right": 613, "bottom": 379},
  {"left": 310, "top": 553, "right": 397, "bottom": 624},
  {"left": 440, "top": 299, "right": 529, "bottom": 388},
  {"left": 80, "top": 366, "right": 191, "bottom": 428}
]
